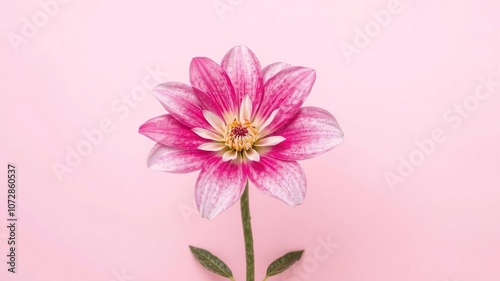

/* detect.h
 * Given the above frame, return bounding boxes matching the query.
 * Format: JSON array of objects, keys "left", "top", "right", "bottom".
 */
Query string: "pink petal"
[
  {"left": 139, "top": 114, "right": 206, "bottom": 149},
  {"left": 147, "top": 144, "right": 213, "bottom": 173},
  {"left": 190, "top": 57, "right": 237, "bottom": 118},
  {"left": 221, "top": 46, "right": 263, "bottom": 113},
  {"left": 152, "top": 82, "right": 209, "bottom": 129},
  {"left": 266, "top": 107, "right": 344, "bottom": 161},
  {"left": 195, "top": 158, "right": 247, "bottom": 219},
  {"left": 248, "top": 156, "right": 306, "bottom": 206},
  {"left": 256, "top": 66, "right": 316, "bottom": 135},
  {"left": 262, "top": 62, "right": 292, "bottom": 84}
]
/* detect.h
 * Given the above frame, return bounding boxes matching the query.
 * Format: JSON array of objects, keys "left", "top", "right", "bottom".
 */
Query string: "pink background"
[{"left": 2, "top": 0, "right": 500, "bottom": 280}]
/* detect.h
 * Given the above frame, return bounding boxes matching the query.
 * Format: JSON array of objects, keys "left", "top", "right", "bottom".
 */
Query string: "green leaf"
[
  {"left": 265, "top": 250, "right": 304, "bottom": 279},
  {"left": 189, "top": 245, "right": 234, "bottom": 279}
]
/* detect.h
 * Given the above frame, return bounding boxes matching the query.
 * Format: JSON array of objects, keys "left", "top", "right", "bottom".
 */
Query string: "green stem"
[{"left": 240, "top": 181, "right": 254, "bottom": 281}]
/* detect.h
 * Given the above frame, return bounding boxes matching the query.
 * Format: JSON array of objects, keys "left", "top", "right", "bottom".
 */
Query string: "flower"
[{"left": 139, "top": 46, "right": 343, "bottom": 219}]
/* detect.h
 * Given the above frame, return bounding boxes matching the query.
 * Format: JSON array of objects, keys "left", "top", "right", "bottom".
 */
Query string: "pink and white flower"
[{"left": 139, "top": 46, "right": 343, "bottom": 219}]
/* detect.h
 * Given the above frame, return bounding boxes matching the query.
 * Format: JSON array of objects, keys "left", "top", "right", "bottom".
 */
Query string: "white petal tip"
[
  {"left": 192, "top": 127, "right": 223, "bottom": 141},
  {"left": 222, "top": 150, "right": 238, "bottom": 162},
  {"left": 197, "top": 142, "right": 226, "bottom": 151},
  {"left": 255, "top": 136, "right": 286, "bottom": 147},
  {"left": 244, "top": 149, "right": 260, "bottom": 162}
]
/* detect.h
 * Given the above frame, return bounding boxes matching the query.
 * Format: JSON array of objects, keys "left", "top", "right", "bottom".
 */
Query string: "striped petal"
[
  {"left": 190, "top": 57, "right": 237, "bottom": 119},
  {"left": 221, "top": 45, "right": 263, "bottom": 114},
  {"left": 195, "top": 158, "right": 247, "bottom": 219},
  {"left": 139, "top": 114, "right": 205, "bottom": 149},
  {"left": 152, "top": 82, "right": 209, "bottom": 129},
  {"left": 248, "top": 156, "right": 306, "bottom": 206},
  {"left": 256, "top": 66, "right": 316, "bottom": 135},
  {"left": 262, "top": 62, "right": 291, "bottom": 84},
  {"left": 147, "top": 144, "right": 213, "bottom": 173},
  {"left": 267, "top": 107, "right": 344, "bottom": 161}
]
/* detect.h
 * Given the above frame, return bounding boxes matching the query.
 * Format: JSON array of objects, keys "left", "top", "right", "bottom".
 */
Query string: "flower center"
[
  {"left": 231, "top": 125, "right": 248, "bottom": 137},
  {"left": 224, "top": 118, "right": 259, "bottom": 151}
]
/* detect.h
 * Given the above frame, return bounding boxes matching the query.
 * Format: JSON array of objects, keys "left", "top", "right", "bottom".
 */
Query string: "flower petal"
[
  {"left": 262, "top": 62, "right": 292, "bottom": 84},
  {"left": 147, "top": 144, "right": 213, "bottom": 173},
  {"left": 198, "top": 142, "right": 226, "bottom": 151},
  {"left": 195, "top": 159, "right": 247, "bottom": 219},
  {"left": 255, "top": 136, "right": 286, "bottom": 147},
  {"left": 152, "top": 82, "right": 209, "bottom": 129},
  {"left": 192, "top": 128, "right": 223, "bottom": 141},
  {"left": 248, "top": 156, "right": 306, "bottom": 206},
  {"left": 203, "top": 110, "right": 226, "bottom": 134},
  {"left": 256, "top": 66, "right": 316, "bottom": 135},
  {"left": 139, "top": 114, "right": 205, "bottom": 149},
  {"left": 221, "top": 45, "right": 263, "bottom": 114},
  {"left": 222, "top": 150, "right": 238, "bottom": 162},
  {"left": 267, "top": 107, "right": 344, "bottom": 161},
  {"left": 256, "top": 108, "right": 279, "bottom": 133},
  {"left": 190, "top": 57, "right": 237, "bottom": 119},
  {"left": 239, "top": 95, "right": 252, "bottom": 122},
  {"left": 244, "top": 148, "right": 260, "bottom": 162}
]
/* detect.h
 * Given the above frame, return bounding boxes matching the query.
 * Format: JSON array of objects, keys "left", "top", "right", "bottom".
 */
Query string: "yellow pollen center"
[{"left": 224, "top": 119, "right": 258, "bottom": 151}]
